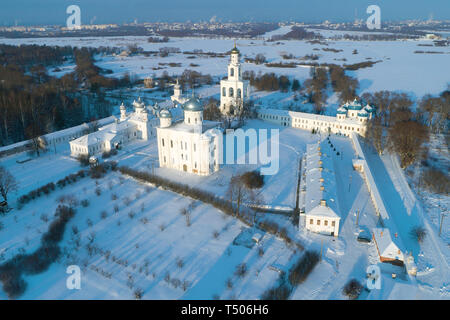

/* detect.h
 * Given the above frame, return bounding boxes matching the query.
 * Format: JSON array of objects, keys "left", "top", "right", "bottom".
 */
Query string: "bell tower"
[{"left": 220, "top": 43, "right": 250, "bottom": 115}]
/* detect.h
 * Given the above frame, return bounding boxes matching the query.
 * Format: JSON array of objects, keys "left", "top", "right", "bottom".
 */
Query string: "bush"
[
  {"left": 240, "top": 171, "right": 264, "bottom": 189},
  {"left": 261, "top": 283, "right": 291, "bottom": 300},
  {"left": 342, "top": 279, "right": 363, "bottom": 299},
  {"left": 421, "top": 167, "right": 450, "bottom": 195},
  {"left": 288, "top": 251, "right": 320, "bottom": 286},
  {"left": 0, "top": 205, "right": 76, "bottom": 299},
  {"left": 410, "top": 226, "right": 427, "bottom": 243},
  {"left": 176, "top": 257, "right": 184, "bottom": 269},
  {"left": 0, "top": 269, "right": 27, "bottom": 299},
  {"left": 234, "top": 263, "right": 247, "bottom": 278},
  {"left": 77, "top": 154, "right": 90, "bottom": 166},
  {"left": 133, "top": 288, "right": 143, "bottom": 300},
  {"left": 81, "top": 199, "right": 90, "bottom": 207},
  {"left": 41, "top": 206, "right": 75, "bottom": 245},
  {"left": 102, "top": 149, "right": 118, "bottom": 159}
]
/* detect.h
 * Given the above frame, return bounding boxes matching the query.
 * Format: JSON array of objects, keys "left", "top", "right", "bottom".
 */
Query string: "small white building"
[
  {"left": 156, "top": 97, "right": 222, "bottom": 176},
  {"left": 69, "top": 98, "right": 158, "bottom": 157},
  {"left": 372, "top": 228, "right": 404, "bottom": 264},
  {"left": 302, "top": 141, "right": 341, "bottom": 237},
  {"left": 220, "top": 44, "right": 250, "bottom": 115},
  {"left": 257, "top": 99, "right": 375, "bottom": 137}
]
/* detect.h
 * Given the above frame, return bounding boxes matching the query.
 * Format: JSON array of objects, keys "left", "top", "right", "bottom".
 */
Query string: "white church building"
[
  {"left": 257, "top": 99, "right": 375, "bottom": 137},
  {"left": 69, "top": 97, "right": 158, "bottom": 157},
  {"left": 156, "top": 97, "right": 223, "bottom": 176},
  {"left": 220, "top": 44, "right": 250, "bottom": 115}
]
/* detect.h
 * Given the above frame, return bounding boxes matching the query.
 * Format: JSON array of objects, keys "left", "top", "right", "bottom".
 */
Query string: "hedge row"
[
  {"left": 17, "top": 161, "right": 117, "bottom": 208},
  {"left": 119, "top": 166, "right": 304, "bottom": 251},
  {"left": 288, "top": 250, "right": 320, "bottom": 286},
  {"left": 119, "top": 166, "right": 256, "bottom": 226},
  {"left": 0, "top": 205, "right": 76, "bottom": 299}
]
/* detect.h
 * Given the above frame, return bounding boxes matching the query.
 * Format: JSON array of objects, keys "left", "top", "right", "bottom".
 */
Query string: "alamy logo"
[
  {"left": 66, "top": 5, "right": 81, "bottom": 30},
  {"left": 366, "top": 265, "right": 381, "bottom": 290},
  {"left": 66, "top": 265, "right": 81, "bottom": 290},
  {"left": 366, "top": 5, "right": 381, "bottom": 30},
  {"left": 224, "top": 128, "right": 279, "bottom": 176}
]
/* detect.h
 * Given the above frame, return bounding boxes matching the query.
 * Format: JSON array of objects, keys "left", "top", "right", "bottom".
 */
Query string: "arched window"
[
  {"left": 222, "top": 87, "right": 226, "bottom": 96},
  {"left": 237, "top": 88, "right": 242, "bottom": 98},
  {"left": 229, "top": 87, "right": 234, "bottom": 97},
  {"left": 230, "top": 68, "right": 234, "bottom": 77}
]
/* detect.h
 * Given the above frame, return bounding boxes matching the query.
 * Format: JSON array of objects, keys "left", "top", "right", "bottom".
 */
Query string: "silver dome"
[{"left": 183, "top": 97, "right": 203, "bottom": 112}]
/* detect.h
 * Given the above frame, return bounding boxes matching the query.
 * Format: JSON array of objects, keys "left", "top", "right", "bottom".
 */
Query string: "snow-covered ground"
[
  {"left": 1, "top": 35, "right": 449, "bottom": 97},
  {"left": 0, "top": 30, "right": 448, "bottom": 299},
  {"left": 1, "top": 117, "right": 447, "bottom": 299}
]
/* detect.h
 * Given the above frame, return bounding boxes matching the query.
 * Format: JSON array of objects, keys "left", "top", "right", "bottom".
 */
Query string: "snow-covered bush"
[
  {"left": 77, "top": 154, "right": 89, "bottom": 166},
  {"left": 133, "top": 288, "right": 143, "bottom": 300},
  {"left": 240, "top": 170, "right": 264, "bottom": 189},
  {"left": 261, "top": 283, "right": 291, "bottom": 300},
  {"left": 342, "top": 279, "right": 363, "bottom": 300},
  {"left": 234, "top": 263, "right": 247, "bottom": 278},
  {"left": 410, "top": 226, "right": 427, "bottom": 243},
  {"left": 288, "top": 250, "right": 320, "bottom": 286},
  {"left": 0, "top": 205, "right": 76, "bottom": 299}
]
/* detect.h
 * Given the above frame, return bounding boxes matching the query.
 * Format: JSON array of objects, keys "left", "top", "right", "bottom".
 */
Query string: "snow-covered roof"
[
  {"left": 304, "top": 140, "right": 340, "bottom": 219},
  {"left": 160, "top": 120, "right": 221, "bottom": 135},
  {"left": 372, "top": 228, "right": 404, "bottom": 262},
  {"left": 70, "top": 120, "right": 135, "bottom": 147},
  {"left": 159, "top": 109, "right": 172, "bottom": 119},
  {"left": 257, "top": 108, "right": 363, "bottom": 126},
  {"left": 357, "top": 109, "right": 369, "bottom": 117},
  {"left": 337, "top": 107, "right": 347, "bottom": 114},
  {"left": 347, "top": 98, "right": 363, "bottom": 110}
]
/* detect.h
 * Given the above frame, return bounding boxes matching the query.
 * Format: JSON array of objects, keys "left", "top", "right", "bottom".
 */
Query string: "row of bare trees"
[
  {"left": 303, "top": 67, "right": 329, "bottom": 114},
  {"left": 363, "top": 90, "right": 434, "bottom": 168}
]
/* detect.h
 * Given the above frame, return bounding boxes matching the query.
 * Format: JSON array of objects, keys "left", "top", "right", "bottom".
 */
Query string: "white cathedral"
[
  {"left": 155, "top": 43, "right": 251, "bottom": 176},
  {"left": 156, "top": 97, "right": 222, "bottom": 176}
]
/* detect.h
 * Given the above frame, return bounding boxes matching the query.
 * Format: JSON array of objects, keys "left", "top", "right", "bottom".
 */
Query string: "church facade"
[
  {"left": 219, "top": 45, "right": 250, "bottom": 115},
  {"left": 257, "top": 99, "right": 375, "bottom": 137},
  {"left": 69, "top": 98, "right": 158, "bottom": 157},
  {"left": 156, "top": 97, "right": 222, "bottom": 176}
]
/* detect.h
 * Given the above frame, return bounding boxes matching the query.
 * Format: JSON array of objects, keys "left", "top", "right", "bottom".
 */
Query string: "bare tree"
[
  {"left": 387, "top": 120, "right": 428, "bottom": 168},
  {"left": 0, "top": 166, "right": 18, "bottom": 202},
  {"left": 254, "top": 53, "right": 266, "bottom": 65},
  {"left": 227, "top": 174, "right": 260, "bottom": 217},
  {"left": 25, "top": 123, "right": 46, "bottom": 157},
  {"left": 366, "top": 115, "right": 384, "bottom": 155}
]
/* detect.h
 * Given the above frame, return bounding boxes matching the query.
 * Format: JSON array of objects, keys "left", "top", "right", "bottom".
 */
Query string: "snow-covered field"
[
  {"left": 0, "top": 29, "right": 448, "bottom": 299},
  {"left": 1, "top": 33, "right": 449, "bottom": 98},
  {"left": 0, "top": 118, "right": 447, "bottom": 299}
]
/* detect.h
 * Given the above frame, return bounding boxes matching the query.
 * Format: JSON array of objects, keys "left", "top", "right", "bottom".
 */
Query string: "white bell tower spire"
[{"left": 220, "top": 43, "right": 249, "bottom": 115}]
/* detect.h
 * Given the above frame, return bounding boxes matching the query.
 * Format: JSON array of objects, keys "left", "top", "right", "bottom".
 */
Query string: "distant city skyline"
[{"left": 1, "top": 0, "right": 449, "bottom": 26}]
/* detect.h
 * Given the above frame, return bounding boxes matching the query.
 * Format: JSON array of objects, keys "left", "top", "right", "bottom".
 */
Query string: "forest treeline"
[{"left": 0, "top": 44, "right": 131, "bottom": 147}]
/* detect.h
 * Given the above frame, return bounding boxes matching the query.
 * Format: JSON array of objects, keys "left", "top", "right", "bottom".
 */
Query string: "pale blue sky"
[{"left": 1, "top": 0, "right": 449, "bottom": 26}]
